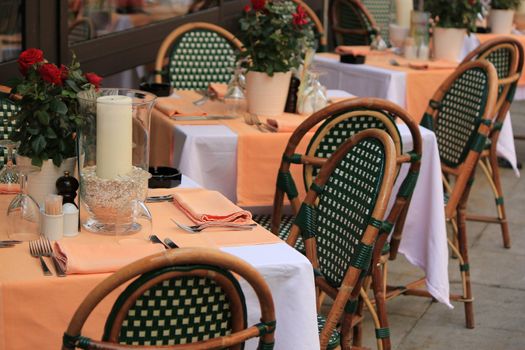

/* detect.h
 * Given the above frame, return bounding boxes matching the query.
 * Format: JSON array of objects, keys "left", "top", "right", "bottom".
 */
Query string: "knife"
[
  {"left": 0, "top": 243, "right": 15, "bottom": 248},
  {"left": 163, "top": 238, "right": 179, "bottom": 249},
  {"left": 170, "top": 115, "right": 237, "bottom": 121},
  {"left": 0, "top": 240, "right": 22, "bottom": 244}
]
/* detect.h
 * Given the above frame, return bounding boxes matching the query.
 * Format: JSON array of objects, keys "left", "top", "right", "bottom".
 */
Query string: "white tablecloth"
[
  {"left": 314, "top": 54, "right": 520, "bottom": 176},
  {"left": 168, "top": 123, "right": 452, "bottom": 307}
]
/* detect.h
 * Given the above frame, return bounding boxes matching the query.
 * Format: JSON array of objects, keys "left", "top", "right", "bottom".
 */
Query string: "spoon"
[{"left": 149, "top": 234, "right": 170, "bottom": 249}]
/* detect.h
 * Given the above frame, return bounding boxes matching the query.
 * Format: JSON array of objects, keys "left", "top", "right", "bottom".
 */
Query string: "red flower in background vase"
[
  {"left": 85, "top": 72, "right": 103, "bottom": 88},
  {"left": 292, "top": 5, "right": 308, "bottom": 26},
  {"left": 244, "top": 4, "right": 251, "bottom": 12},
  {"left": 251, "top": 0, "right": 265, "bottom": 11},
  {"left": 17, "top": 48, "right": 44, "bottom": 75},
  {"left": 59, "top": 64, "right": 69, "bottom": 82},
  {"left": 39, "top": 63, "right": 63, "bottom": 86}
]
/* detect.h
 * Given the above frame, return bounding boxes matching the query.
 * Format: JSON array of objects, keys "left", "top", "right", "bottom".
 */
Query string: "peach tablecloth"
[
  {"left": 150, "top": 91, "right": 317, "bottom": 206},
  {"left": 317, "top": 52, "right": 455, "bottom": 121},
  {"left": 0, "top": 188, "right": 317, "bottom": 350}
]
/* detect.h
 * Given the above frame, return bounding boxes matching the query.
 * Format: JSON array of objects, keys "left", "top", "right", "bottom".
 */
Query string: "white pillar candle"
[
  {"left": 396, "top": 0, "right": 413, "bottom": 28},
  {"left": 96, "top": 95, "right": 133, "bottom": 179}
]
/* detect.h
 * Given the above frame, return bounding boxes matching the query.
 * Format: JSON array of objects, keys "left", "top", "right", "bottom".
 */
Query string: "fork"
[
  {"left": 192, "top": 89, "right": 217, "bottom": 106},
  {"left": 250, "top": 114, "right": 276, "bottom": 133},
  {"left": 171, "top": 219, "right": 257, "bottom": 233},
  {"left": 40, "top": 238, "right": 66, "bottom": 277},
  {"left": 29, "top": 240, "right": 52, "bottom": 276}
]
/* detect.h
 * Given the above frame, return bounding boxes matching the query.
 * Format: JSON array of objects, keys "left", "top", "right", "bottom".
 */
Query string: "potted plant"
[
  {"left": 425, "top": 0, "right": 482, "bottom": 61},
  {"left": 9, "top": 48, "right": 102, "bottom": 206},
  {"left": 238, "top": 0, "right": 315, "bottom": 116},
  {"left": 489, "top": 0, "right": 521, "bottom": 34}
]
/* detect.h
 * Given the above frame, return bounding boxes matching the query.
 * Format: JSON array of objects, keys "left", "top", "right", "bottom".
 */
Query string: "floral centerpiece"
[
  {"left": 8, "top": 48, "right": 101, "bottom": 205},
  {"left": 424, "top": 0, "right": 482, "bottom": 61},
  {"left": 489, "top": 0, "right": 521, "bottom": 33},
  {"left": 237, "top": 0, "right": 315, "bottom": 116},
  {"left": 10, "top": 48, "right": 101, "bottom": 167}
]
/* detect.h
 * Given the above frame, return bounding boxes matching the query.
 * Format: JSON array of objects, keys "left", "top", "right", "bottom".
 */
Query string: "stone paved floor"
[{"left": 325, "top": 101, "right": 525, "bottom": 350}]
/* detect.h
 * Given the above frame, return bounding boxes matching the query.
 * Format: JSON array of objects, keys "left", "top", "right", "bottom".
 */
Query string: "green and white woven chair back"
[
  {"left": 362, "top": 0, "right": 393, "bottom": 45},
  {"left": 334, "top": 0, "right": 374, "bottom": 45},
  {"left": 103, "top": 265, "right": 246, "bottom": 347},
  {"left": 315, "top": 136, "right": 387, "bottom": 287},
  {"left": 483, "top": 47, "right": 513, "bottom": 99},
  {"left": 168, "top": 29, "right": 237, "bottom": 90},
  {"left": 306, "top": 110, "right": 401, "bottom": 183},
  {"left": 435, "top": 67, "right": 490, "bottom": 168},
  {"left": 0, "top": 94, "right": 19, "bottom": 167}
]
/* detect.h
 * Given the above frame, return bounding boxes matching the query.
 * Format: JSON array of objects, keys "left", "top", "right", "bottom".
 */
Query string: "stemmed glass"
[
  {"left": 7, "top": 171, "right": 41, "bottom": 241},
  {"left": 223, "top": 61, "right": 246, "bottom": 117},
  {"left": 0, "top": 140, "right": 20, "bottom": 192}
]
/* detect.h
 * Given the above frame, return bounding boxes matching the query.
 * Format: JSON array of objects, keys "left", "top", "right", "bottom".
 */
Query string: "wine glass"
[
  {"left": 223, "top": 63, "right": 246, "bottom": 117},
  {"left": 7, "top": 172, "right": 41, "bottom": 241},
  {"left": 0, "top": 140, "right": 20, "bottom": 192}
]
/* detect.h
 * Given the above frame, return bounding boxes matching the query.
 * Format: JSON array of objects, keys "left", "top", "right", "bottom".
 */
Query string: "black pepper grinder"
[
  {"left": 284, "top": 75, "right": 301, "bottom": 113},
  {"left": 56, "top": 171, "right": 79, "bottom": 208}
]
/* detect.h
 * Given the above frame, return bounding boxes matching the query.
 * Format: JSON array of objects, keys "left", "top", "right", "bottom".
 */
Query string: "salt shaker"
[{"left": 63, "top": 203, "right": 80, "bottom": 237}]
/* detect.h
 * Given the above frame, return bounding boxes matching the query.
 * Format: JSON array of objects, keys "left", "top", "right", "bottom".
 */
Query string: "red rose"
[
  {"left": 468, "top": 0, "right": 476, "bottom": 5},
  {"left": 59, "top": 64, "right": 69, "bottom": 82},
  {"left": 85, "top": 72, "right": 103, "bottom": 88},
  {"left": 251, "top": 0, "right": 265, "bottom": 11},
  {"left": 243, "top": 4, "right": 251, "bottom": 12},
  {"left": 293, "top": 5, "right": 308, "bottom": 26},
  {"left": 39, "top": 63, "right": 63, "bottom": 86},
  {"left": 17, "top": 48, "right": 44, "bottom": 75}
]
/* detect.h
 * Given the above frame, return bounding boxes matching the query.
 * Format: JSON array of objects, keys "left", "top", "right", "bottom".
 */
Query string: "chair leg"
[
  {"left": 456, "top": 204, "right": 475, "bottom": 329},
  {"left": 487, "top": 152, "right": 511, "bottom": 248}
]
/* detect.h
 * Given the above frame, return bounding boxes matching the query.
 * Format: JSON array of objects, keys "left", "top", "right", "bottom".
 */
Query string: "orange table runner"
[
  {"left": 317, "top": 52, "right": 455, "bottom": 122},
  {"left": 0, "top": 187, "right": 281, "bottom": 349},
  {"left": 476, "top": 33, "right": 525, "bottom": 86},
  {"left": 150, "top": 91, "right": 317, "bottom": 206}
]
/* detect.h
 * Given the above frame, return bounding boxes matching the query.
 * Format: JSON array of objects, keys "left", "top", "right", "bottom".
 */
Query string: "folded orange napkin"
[
  {"left": 266, "top": 118, "right": 303, "bottom": 133},
  {"left": 155, "top": 97, "right": 207, "bottom": 117},
  {"left": 54, "top": 241, "right": 165, "bottom": 275},
  {"left": 335, "top": 45, "right": 388, "bottom": 56},
  {"left": 173, "top": 190, "right": 252, "bottom": 224},
  {"left": 0, "top": 183, "right": 20, "bottom": 194},
  {"left": 208, "top": 83, "right": 228, "bottom": 100},
  {"left": 407, "top": 60, "right": 458, "bottom": 70}
]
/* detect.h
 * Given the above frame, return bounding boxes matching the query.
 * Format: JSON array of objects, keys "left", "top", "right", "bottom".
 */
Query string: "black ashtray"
[
  {"left": 139, "top": 82, "right": 172, "bottom": 97},
  {"left": 148, "top": 167, "right": 182, "bottom": 188},
  {"left": 340, "top": 54, "right": 366, "bottom": 64}
]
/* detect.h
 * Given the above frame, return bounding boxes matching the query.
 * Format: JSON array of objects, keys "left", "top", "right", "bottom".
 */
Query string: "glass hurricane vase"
[{"left": 77, "top": 88, "right": 156, "bottom": 233}]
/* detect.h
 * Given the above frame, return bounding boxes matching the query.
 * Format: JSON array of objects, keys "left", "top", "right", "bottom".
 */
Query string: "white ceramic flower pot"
[
  {"left": 16, "top": 155, "right": 77, "bottom": 208},
  {"left": 433, "top": 27, "right": 466, "bottom": 62},
  {"left": 246, "top": 71, "right": 292, "bottom": 117},
  {"left": 516, "top": 1, "right": 525, "bottom": 30},
  {"left": 489, "top": 9, "right": 515, "bottom": 34}
]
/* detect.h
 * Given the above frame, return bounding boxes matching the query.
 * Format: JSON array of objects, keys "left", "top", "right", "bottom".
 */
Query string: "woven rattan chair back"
[
  {"left": 0, "top": 86, "right": 19, "bottom": 167},
  {"left": 286, "top": 129, "right": 397, "bottom": 349},
  {"left": 362, "top": 0, "right": 393, "bottom": 45},
  {"left": 270, "top": 98, "right": 422, "bottom": 260},
  {"left": 154, "top": 22, "right": 243, "bottom": 90},
  {"left": 62, "top": 248, "right": 276, "bottom": 350},
  {"left": 331, "top": 0, "right": 378, "bottom": 46},
  {"left": 68, "top": 17, "right": 94, "bottom": 46}
]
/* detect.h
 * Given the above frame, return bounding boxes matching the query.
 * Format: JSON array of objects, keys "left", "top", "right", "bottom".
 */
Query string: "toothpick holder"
[{"left": 41, "top": 211, "right": 64, "bottom": 241}]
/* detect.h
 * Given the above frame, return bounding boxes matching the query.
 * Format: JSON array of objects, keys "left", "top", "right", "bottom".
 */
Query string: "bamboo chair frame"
[
  {"left": 154, "top": 22, "right": 244, "bottom": 85},
  {"left": 285, "top": 128, "right": 397, "bottom": 349},
  {"left": 62, "top": 248, "right": 276, "bottom": 350},
  {"left": 68, "top": 17, "right": 95, "bottom": 46},
  {"left": 415, "top": 60, "right": 499, "bottom": 329},
  {"left": 331, "top": 0, "right": 379, "bottom": 47},
  {"left": 290, "top": 0, "right": 328, "bottom": 50},
  {"left": 460, "top": 37, "right": 524, "bottom": 249}
]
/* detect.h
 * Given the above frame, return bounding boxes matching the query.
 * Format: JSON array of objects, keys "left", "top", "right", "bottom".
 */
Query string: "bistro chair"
[
  {"left": 62, "top": 248, "right": 276, "bottom": 350},
  {"left": 289, "top": 0, "right": 328, "bottom": 51},
  {"left": 418, "top": 60, "right": 498, "bottom": 329},
  {"left": 68, "top": 17, "right": 95, "bottom": 46},
  {"left": 460, "top": 37, "right": 524, "bottom": 249},
  {"left": 361, "top": 0, "right": 393, "bottom": 46},
  {"left": 154, "top": 22, "right": 243, "bottom": 90},
  {"left": 331, "top": 0, "right": 379, "bottom": 46},
  {"left": 0, "top": 85, "right": 19, "bottom": 167},
  {"left": 285, "top": 128, "right": 397, "bottom": 349}
]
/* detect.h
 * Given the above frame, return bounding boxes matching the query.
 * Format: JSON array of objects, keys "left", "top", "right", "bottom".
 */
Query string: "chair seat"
[
  {"left": 317, "top": 315, "right": 340, "bottom": 350},
  {"left": 252, "top": 214, "right": 305, "bottom": 253}
]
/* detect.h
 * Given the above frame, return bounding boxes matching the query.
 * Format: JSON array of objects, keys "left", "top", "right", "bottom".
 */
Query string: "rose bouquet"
[
  {"left": 9, "top": 48, "right": 102, "bottom": 167},
  {"left": 425, "top": 0, "right": 482, "bottom": 33}
]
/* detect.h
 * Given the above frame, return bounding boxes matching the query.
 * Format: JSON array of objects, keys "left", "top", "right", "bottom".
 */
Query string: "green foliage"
[
  {"left": 237, "top": 0, "right": 315, "bottom": 76},
  {"left": 491, "top": 0, "right": 521, "bottom": 10},
  {"left": 425, "top": 0, "right": 483, "bottom": 33},
  {"left": 10, "top": 53, "right": 97, "bottom": 167}
]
